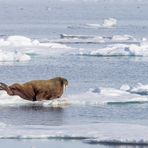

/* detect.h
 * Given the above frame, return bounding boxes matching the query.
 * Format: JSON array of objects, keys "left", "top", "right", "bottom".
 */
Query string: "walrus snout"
[
  {"left": 63, "top": 79, "right": 68, "bottom": 87},
  {"left": 59, "top": 78, "right": 68, "bottom": 93}
]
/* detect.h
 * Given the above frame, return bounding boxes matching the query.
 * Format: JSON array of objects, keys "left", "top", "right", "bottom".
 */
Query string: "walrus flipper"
[
  {"left": 0, "top": 82, "right": 8, "bottom": 89},
  {"left": 0, "top": 82, "right": 13, "bottom": 95}
]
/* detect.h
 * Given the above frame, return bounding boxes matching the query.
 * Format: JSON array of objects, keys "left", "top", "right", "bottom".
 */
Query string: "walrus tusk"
[{"left": 63, "top": 84, "right": 67, "bottom": 92}]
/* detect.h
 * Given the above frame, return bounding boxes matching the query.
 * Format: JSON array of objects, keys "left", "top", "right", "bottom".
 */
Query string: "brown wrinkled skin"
[{"left": 0, "top": 77, "right": 68, "bottom": 101}]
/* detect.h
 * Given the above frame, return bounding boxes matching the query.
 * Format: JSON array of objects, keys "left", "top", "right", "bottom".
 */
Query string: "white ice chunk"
[{"left": 102, "top": 18, "right": 117, "bottom": 28}]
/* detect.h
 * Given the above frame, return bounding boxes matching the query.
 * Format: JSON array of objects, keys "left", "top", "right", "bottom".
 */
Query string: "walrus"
[{"left": 0, "top": 77, "right": 68, "bottom": 101}]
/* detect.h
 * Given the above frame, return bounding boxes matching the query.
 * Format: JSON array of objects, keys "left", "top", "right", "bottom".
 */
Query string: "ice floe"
[
  {"left": 0, "top": 35, "right": 73, "bottom": 62},
  {"left": 0, "top": 50, "right": 31, "bottom": 62},
  {"left": 0, "top": 122, "right": 147, "bottom": 146},
  {"left": 68, "top": 18, "right": 117, "bottom": 29},
  {"left": 79, "top": 43, "right": 148, "bottom": 56},
  {"left": 0, "top": 83, "right": 148, "bottom": 107}
]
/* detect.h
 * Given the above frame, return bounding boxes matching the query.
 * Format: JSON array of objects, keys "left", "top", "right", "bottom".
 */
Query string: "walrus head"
[
  {"left": 63, "top": 78, "right": 68, "bottom": 86},
  {"left": 62, "top": 78, "right": 68, "bottom": 89},
  {"left": 59, "top": 77, "right": 68, "bottom": 92}
]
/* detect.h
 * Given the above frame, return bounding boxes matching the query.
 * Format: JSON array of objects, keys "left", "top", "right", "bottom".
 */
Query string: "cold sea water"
[{"left": 1, "top": 0, "right": 148, "bottom": 147}]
